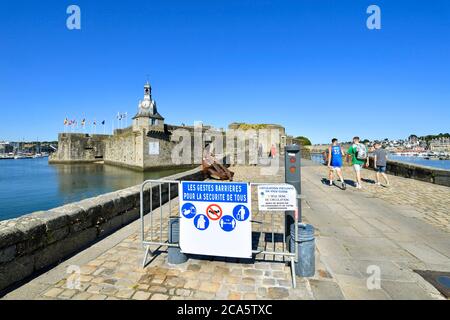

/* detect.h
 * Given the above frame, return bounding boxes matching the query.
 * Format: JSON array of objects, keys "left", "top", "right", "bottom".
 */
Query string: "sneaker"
[{"left": 376, "top": 182, "right": 381, "bottom": 186}]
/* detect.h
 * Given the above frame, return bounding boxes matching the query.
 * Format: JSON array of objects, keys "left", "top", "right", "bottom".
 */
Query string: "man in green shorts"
[{"left": 347, "top": 136, "right": 369, "bottom": 189}]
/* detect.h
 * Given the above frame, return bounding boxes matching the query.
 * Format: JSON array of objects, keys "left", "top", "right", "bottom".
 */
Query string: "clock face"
[{"left": 141, "top": 100, "right": 151, "bottom": 109}]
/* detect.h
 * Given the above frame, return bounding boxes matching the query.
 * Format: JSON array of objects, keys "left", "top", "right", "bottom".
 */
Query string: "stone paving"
[
  {"left": 301, "top": 160, "right": 449, "bottom": 300},
  {"left": 28, "top": 166, "right": 317, "bottom": 300},
  {"left": 2, "top": 161, "right": 449, "bottom": 300},
  {"left": 37, "top": 218, "right": 313, "bottom": 300}
]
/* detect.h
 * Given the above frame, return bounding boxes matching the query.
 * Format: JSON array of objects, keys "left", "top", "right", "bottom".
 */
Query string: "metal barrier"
[
  {"left": 139, "top": 180, "right": 299, "bottom": 288},
  {"left": 140, "top": 180, "right": 180, "bottom": 268}
]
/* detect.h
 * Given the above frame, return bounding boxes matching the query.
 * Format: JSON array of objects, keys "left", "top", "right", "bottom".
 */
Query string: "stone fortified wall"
[
  {"left": 50, "top": 124, "right": 289, "bottom": 170},
  {"left": 49, "top": 133, "right": 110, "bottom": 163},
  {"left": 103, "top": 128, "right": 141, "bottom": 169},
  {"left": 368, "top": 157, "right": 450, "bottom": 187},
  {"left": 0, "top": 167, "right": 204, "bottom": 294}
]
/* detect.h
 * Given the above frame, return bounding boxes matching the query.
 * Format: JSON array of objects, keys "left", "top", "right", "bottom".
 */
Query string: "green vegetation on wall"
[
  {"left": 234, "top": 123, "right": 271, "bottom": 130},
  {"left": 295, "top": 136, "right": 312, "bottom": 146}
]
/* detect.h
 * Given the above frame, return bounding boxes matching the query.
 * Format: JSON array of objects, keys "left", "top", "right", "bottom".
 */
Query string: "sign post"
[
  {"left": 257, "top": 184, "right": 297, "bottom": 211},
  {"left": 179, "top": 181, "right": 252, "bottom": 258},
  {"left": 284, "top": 144, "right": 302, "bottom": 255}
]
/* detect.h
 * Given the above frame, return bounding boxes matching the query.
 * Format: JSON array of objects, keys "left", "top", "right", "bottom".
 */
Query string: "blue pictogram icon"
[
  {"left": 233, "top": 205, "right": 250, "bottom": 221},
  {"left": 194, "top": 214, "right": 209, "bottom": 230},
  {"left": 219, "top": 215, "right": 236, "bottom": 232},
  {"left": 181, "top": 203, "right": 197, "bottom": 219}
]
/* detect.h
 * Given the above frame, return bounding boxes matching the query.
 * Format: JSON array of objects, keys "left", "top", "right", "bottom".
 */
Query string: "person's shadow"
[
  {"left": 362, "top": 178, "right": 376, "bottom": 184},
  {"left": 321, "top": 178, "right": 356, "bottom": 188},
  {"left": 344, "top": 179, "right": 356, "bottom": 187}
]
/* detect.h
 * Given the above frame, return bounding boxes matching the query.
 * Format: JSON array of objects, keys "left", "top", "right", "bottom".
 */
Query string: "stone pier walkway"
[
  {"left": 300, "top": 160, "right": 449, "bottom": 299},
  {"left": 2, "top": 161, "right": 449, "bottom": 300}
]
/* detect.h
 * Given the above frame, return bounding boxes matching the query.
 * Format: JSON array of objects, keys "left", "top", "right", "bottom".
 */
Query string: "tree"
[{"left": 295, "top": 136, "right": 312, "bottom": 146}]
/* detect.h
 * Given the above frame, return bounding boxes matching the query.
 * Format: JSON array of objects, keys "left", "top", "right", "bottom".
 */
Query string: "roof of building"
[{"left": 132, "top": 109, "right": 165, "bottom": 120}]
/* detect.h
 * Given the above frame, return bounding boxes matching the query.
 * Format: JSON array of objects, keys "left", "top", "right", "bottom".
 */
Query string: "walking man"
[
  {"left": 347, "top": 136, "right": 369, "bottom": 189},
  {"left": 327, "top": 138, "right": 346, "bottom": 189},
  {"left": 373, "top": 141, "right": 390, "bottom": 186}
]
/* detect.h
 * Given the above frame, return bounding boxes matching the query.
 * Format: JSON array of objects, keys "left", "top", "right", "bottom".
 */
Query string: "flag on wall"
[{"left": 116, "top": 113, "right": 128, "bottom": 120}]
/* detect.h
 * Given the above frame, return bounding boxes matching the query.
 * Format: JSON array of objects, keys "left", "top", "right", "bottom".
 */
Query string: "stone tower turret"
[{"left": 132, "top": 81, "right": 165, "bottom": 132}]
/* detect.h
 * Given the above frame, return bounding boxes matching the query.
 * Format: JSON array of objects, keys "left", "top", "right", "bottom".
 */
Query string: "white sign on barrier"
[
  {"left": 179, "top": 181, "right": 252, "bottom": 258},
  {"left": 257, "top": 184, "right": 296, "bottom": 211}
]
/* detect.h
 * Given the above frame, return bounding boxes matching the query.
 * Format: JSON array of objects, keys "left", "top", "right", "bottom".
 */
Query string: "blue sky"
[{"left": 0, "top": 0, "right": 449, "bottom": 144}]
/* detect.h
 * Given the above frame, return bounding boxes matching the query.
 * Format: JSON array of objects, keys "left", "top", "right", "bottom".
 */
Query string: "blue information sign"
[
  {"left": 181, "top": 203, "right": 197, "bottom": 219},
  {"left": 219, "top": 215, "right": 236, "bottom": 232},
  {"left": 182, "top": 182, "right": 248, "bottom": 203},
  {"left": 232, "top": 205, "right": 250, "bottom": 221},
  {"left": 193, "top": 214, "right": 209, "bottom": 231}
]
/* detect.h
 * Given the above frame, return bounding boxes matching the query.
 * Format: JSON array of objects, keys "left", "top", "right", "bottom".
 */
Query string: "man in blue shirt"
[{"left": 327, "top": 138, "right": 346, "bottom": 189}]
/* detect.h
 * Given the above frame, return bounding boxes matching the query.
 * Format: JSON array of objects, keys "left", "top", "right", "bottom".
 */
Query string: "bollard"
[
  {"left": 168, "top": 217, "right": 188, "bottom": 265},
  {"left": 290, "top": 223, "right": 315, "bottom": 277}
]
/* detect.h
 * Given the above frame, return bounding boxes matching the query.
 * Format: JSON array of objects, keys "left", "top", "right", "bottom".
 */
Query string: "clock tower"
[{"left": 133, "top": 81, "right": 165, "bottom": 132}]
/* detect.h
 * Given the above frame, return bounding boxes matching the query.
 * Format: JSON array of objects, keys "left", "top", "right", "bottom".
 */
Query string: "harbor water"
[
  {"left": 388, "top": 155, "right": 450, "bottom": 170},
  {"left": 0, "top": 158, "right": 193, "bottom": 221}
]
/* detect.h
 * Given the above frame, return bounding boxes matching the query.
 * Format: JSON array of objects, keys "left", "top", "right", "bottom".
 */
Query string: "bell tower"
[
  {"left": 143, "top": 81, "right": 152, "bottom": 109},
  {"left": 133, "top": 81, "right": 165, "bottom": 132}
]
